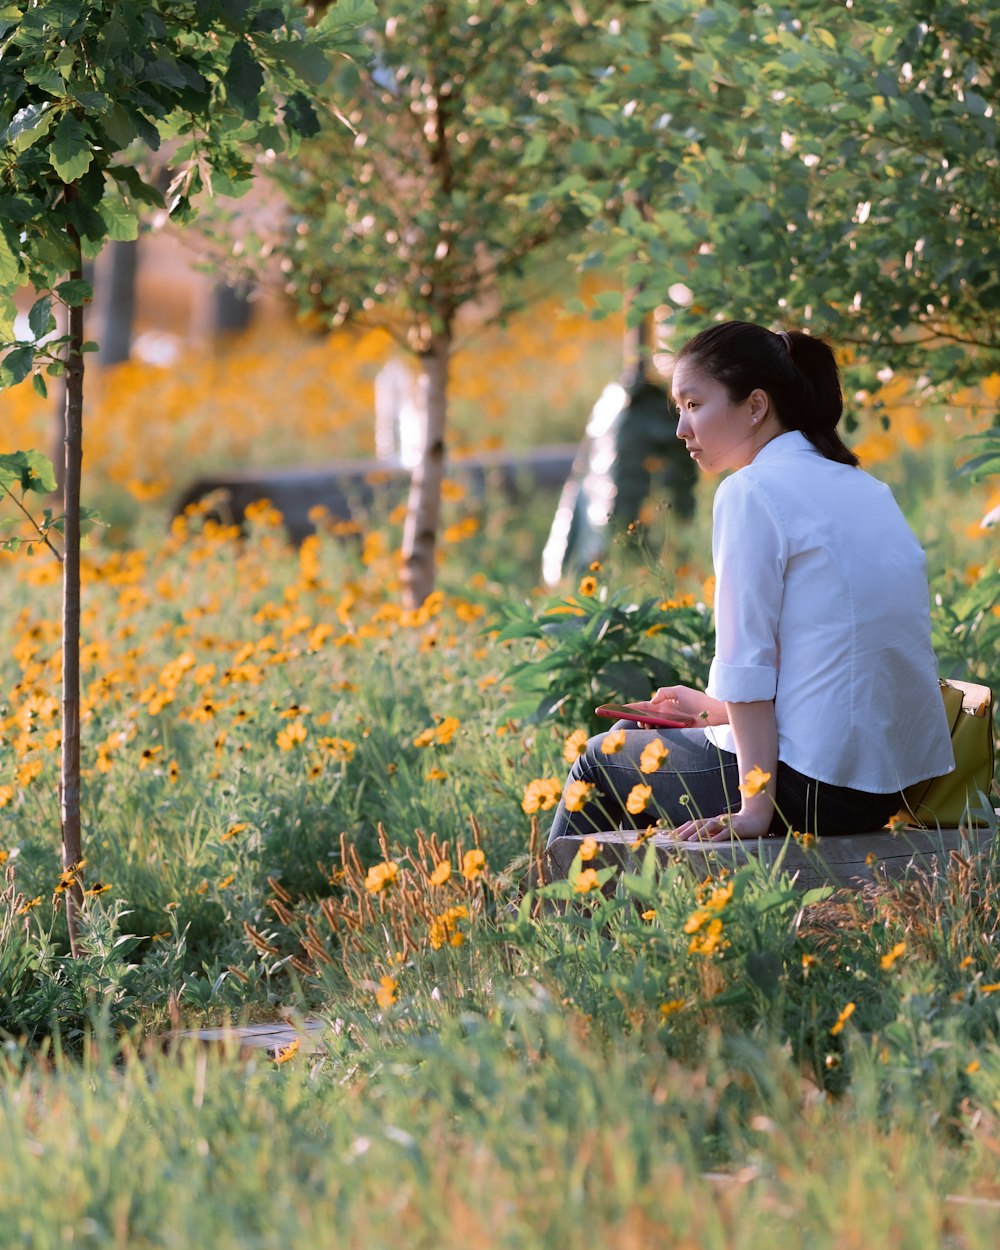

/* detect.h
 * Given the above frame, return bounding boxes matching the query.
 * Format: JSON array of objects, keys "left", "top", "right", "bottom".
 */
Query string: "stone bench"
[
  {"left": 172, "top": 444, "right": 578, "bottom": 543},
  {"left": 544, "top": 824, "right": 997, "bottom": 893}
]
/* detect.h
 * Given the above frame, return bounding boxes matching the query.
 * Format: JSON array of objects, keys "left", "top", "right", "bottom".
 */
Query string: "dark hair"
[{"left": 675, "top": 321, "right": 859, "bottom": 467}]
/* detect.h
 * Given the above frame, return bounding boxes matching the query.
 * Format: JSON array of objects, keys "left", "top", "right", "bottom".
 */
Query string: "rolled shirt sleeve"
[{"left": 706, "top": 473, "right": 787, "bottom": 704}]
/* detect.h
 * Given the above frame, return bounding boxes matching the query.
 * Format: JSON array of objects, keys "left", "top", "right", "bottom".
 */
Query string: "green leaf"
[
  {"left": 3, "top": 102, "right": 56, "bottom": 153},
  {"left": 31, "top": 371, "right": 48, "bottom": 399},
  {"left": 50, "top": 113, "right": 93, "bottom": 183},
  {"left": 56, "top": 279, "right": 94, "bottom": 306},
  {"left": 279, "top": 38, "right": 333, "bottom": 87},
  {"left": 0, "top": 345, "right": 34, "bottom": 386},
  {"left": 0, "top": 233, "right": 21, "bottom": 287},
  {"left": 283, "top": 91, "right": 321, "bottom": 139},
  {"left": 28, "top": 295, "right": 54, "bottom": 339},
  {"left": 98, "top": 196, "right": 140, "bottom": 242},
  {"left": 0, "top": 450, "right": 56, "bottom": 494},
  {"left": 224, "top": 40, "right": 265, "bottom": 118}
]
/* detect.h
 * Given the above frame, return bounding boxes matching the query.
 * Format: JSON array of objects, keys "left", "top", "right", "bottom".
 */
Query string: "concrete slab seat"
[
  {"left": 172, "top": 444, "right": 578, "bottom": 544},
  {"left": 544, "top": 825, "right": 997, "bottom": 893}
]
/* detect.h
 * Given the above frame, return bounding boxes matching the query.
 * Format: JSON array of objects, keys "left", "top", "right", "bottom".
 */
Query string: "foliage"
[
  {"left": 0, "top": 0, "right": 371, "bottom": 388},
  {"left": 494, "top": 575, "right": 715, "bottom": 730},
  {"left": 514, "top": 0, "right": 1000, "bottom": 387}
]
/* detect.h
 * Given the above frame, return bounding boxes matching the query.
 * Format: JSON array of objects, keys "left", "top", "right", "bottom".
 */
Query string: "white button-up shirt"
[{"left": 704, "top": 430, "right": 955, "bottom": 792}]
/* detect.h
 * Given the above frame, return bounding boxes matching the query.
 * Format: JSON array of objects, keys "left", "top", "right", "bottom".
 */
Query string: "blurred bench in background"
[{"left": 173, "top": 444, "right": 577, "bottom": 542}]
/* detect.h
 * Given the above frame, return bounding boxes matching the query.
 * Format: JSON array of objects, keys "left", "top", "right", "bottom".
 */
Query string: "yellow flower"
[
  {"left": 428, "top": 904, "right": 469, "bottom": 949},
  {"left": 217, "top": 874, "right": 235, "bottom": 890},
  {"left": 425, "top": 767, "right": 448, "bottom": 782},
  {"left": 563, "top": 728, "right": 588, "bottom": 763},
  {"left": 830, "top": 1002, "right": 856, "bottom": 1036},
  {"left": 793, "top": 830, "right": 817, "bottom": 849},
  {"left": 659, "top": 999, "right": 685, "bottom": 1018},
  {"left": 429, "top": 860, "right": 452, "bottom": 886},
  {"left": 688, "top": 917, "right": 724, "bottom": 955},
  {"left": 521, "top": 777, "right": 562, "bottom": 813},
  {"left": 600, "top": 728, "right": 627, "bottom": 755},
  {"left": 375, "top": 976, "right": 398, "bottom": 1009},
  {"left": 221, "top": 822, "right": 247, "bottom": 842},
  {"left": 563, "top": 780, "right": 596, "bottom": 812},
  {"left": 574, "top": 868, "right": 601, "bottom": 894},
  {"left": 0, "top": 785, "right": 14, "bottom": 807},
  {"left": 802, "top": 953, "right": 818, "bottom": 971},
  {"left": 739, "top": 766, "right": 771, "bottom": 798},
  {"left": 274, "top": 1037, "right": 300, "bottom": 1064},
  {"left": 626, "top": 783, "right": 653, "bottom": 815},
  {"left": 365, "top": 861, "right": 399, "bottom": 894},
  {"left": 579, "top": 836, "right": 599, "bottom": 861},
  {"left": 461, "top": 849, "right": 485, "bottom": 880},
  {"left": 277, "top": 721, "right": 308, "bottom": 751},
  {"left": 578, "top": 575, "right": 598, "bottom": 596},
  {"left": 639, "top": 739, "right": 669, "bottom": 774},
  {"left": 18, "top": 896, "right": 42, "bottom": 914},
  {"left": 880, "top": 941, "right": 906, "bottom": 971},
  {"left": 412, "top": 727, "right": 436, "bottom": 748},
  {"left": 641, "top": 909, "right": 656, "bottom": 921},
  {"left": 966, "top": 1059, "right": 981, "bottom": 1075},
  {"left": 980, "top": 983, "right": 1000, "bottom": 994}
]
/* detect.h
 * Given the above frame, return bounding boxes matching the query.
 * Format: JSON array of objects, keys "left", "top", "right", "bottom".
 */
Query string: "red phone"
[{"left": 595, "top": 701, "right": 698, "bottom": 729}]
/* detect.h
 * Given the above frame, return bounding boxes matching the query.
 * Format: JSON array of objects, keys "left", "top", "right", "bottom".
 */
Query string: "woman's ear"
[{"left": 748, "top": 388, "right": 770, "bottom": 425}]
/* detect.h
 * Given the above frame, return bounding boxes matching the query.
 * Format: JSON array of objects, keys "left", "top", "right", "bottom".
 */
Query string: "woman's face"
[{"left": 671, "top": 359, "right": 765, "bottom": 475}]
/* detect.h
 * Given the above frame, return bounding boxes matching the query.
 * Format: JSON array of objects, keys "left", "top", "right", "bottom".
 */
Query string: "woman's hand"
[
  {"left": 669, "top": 808, "right": 773, "bottom": 843},
  {"left": 649, "top": 685, "right": 727, "bottom": 726}
]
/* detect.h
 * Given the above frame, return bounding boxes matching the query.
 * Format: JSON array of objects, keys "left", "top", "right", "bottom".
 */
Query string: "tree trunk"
[
  {"left": 95, "top": 238, "right": 139, "bottom": 367},
  {"left": 400, "top": 329, "right": 451, "bottom": 608},
  {"left": 61, "top": 221, "right": 85, "bottom": 956}
]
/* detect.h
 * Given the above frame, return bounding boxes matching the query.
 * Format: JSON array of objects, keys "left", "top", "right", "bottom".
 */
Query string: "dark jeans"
[{"left": 545, "top": 724, "right": 902, "bottom": 847}]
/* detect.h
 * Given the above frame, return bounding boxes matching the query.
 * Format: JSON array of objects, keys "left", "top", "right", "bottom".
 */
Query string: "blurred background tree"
[
  {"left": 532, "top": 0, "right": 998, "bottom": 393},
  {"left": 266, "top": 0, "right": 618, "bottom": 607}
]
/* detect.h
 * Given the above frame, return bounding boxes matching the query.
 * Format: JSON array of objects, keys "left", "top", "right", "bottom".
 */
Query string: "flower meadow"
[{"left": 0, "top": 303, "right": 999, "bottom": 1246}]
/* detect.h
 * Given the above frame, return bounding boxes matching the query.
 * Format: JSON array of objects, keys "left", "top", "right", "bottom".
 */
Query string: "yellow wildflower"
[
  {"left": 563, "top": 728, "right": 588, "bottom": 764},
  {"left": 18, "top": 896, "right": 43, "bottom": 914},
  {"left": 375, "top": 976, "right": 398, "bottom": 1009},
  {"left": 365, "top": 862, "right": 399, "bottom": 894},
  {"left": 574, "top": 868, "right": 601, "bottom": 894},
  {"left": 425, "top": 767, "right": 448, "bottom": 781},
  {"left": 688, "top": 917, "right": 724, "bottom": 955},
  {"left": 880, "top": 942, "right": 906, "bottom": 971},
  {"left": 428, "top": 905, "right": 469, "bottom": 949},
  {"left": 578, "top": 575, "right": 598, "bottom": 596},
  {"left": 274, "top": 1038, "right": 300, "bottom": 1064},
  {"left": 0, "top": 785, "right": 15, "bottom": 807},
  {"left": 641, "top": 909, "right": 656, "bottom": 921},
  {"left": 639, "top": 739, "right": 669, "bottom": 774},
  {"left": 277, "top": 721, "right": 308, "bottom": 751},
  {"left": 461, "top": 849, "right": 486, "bottom": 880},
  {"left": 429, "top": 860, "right": 452, "bottom": 887},
  {"left": 600, "top": 728, "right": 627, "bottom": 754},
  {"left": 626, "top": 783, "right": 653, "bottom": 815},
  {"left": 830, "top": 1002, "right": 856, "bottom": 1036},
  {"left": 217, "top": 874, "right": 235, "bottom": 890},
  {"left": 579, "top": 836, "right": 599, "bottom": 861},
  {"left": 659, "top": 999, "right": 685, "bottom": 1018},
  {"left": 521, "top": 777, "right": 562, "bottom": 813},
  {"left": 221, "top": 823, "right": 248, "bottom": 843},
  {"left": 739, "top": 766, "right": 771, "bottom": 798},
  {"left": 563, "top": 780, "right": 596, "bottom": 812}
]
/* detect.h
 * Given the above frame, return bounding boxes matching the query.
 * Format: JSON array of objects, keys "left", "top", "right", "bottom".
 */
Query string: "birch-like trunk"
[
  {"left": 400, "top": 329, "right": 450, "bottom": 608},
  {"left": 61, "top": 221, "right": 85, "bottom": 956}
]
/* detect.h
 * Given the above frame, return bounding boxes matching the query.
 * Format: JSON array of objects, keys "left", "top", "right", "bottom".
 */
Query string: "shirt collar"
[{"left": 749, "top": 428, "right": 816, "bottom": 466}]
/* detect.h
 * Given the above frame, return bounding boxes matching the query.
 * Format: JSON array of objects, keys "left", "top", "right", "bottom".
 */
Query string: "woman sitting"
[{"left": 546, "top": 321, "right": 954, "bottom": 846}]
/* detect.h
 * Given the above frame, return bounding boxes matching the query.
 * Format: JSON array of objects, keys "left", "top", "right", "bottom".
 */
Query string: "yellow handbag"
[{"left": 896, "top": 679, "right": 995, "bottom": 828}]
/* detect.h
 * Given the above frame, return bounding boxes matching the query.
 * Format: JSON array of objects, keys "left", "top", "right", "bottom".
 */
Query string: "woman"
[{"left": 546, "top": 321, "right": 955, "bottom": 846}]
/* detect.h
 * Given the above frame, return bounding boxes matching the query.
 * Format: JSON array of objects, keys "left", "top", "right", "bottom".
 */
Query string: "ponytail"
[{"left": 676, "top": 321, "right": 859, "bottom": 467}]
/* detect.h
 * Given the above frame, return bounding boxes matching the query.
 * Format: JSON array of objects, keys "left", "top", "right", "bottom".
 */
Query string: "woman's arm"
[{"left": 671, "top": 699, "right": 778, "bottom": 841}]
